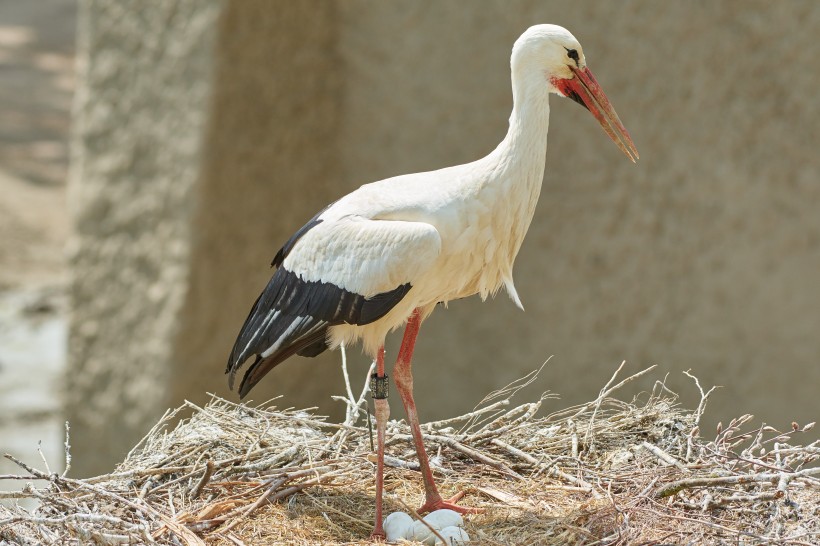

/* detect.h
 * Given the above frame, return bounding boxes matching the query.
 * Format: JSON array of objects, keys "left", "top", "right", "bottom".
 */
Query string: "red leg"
[
  {"left": 369, "top": 346, "right": 388, "bottom": 541},
  {"left": 393, "top": 309, "right": 480, "bottom": 515}
]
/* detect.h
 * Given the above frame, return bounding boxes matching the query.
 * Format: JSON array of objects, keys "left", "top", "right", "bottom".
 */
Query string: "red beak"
[{"left": 554, "top": 66, "right": 639, "bottom": 163}]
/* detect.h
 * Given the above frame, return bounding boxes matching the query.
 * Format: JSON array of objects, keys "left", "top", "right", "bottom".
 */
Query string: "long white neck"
[
  {"left": 487, "top": 71, "right": 551, "bottom": 189},
  {"left": 457, "top": 71, "right": 552, "bottom": 309},
  {"left": 483, "top": 70, "right": 552, "bottom": 225}
]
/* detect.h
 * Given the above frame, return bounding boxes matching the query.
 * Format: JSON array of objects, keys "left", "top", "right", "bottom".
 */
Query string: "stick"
[
  {"left": 553, "top": 365, "right": 657, "bottom": 423},
  {"left": 190, "top": 460, "right": 215, "bottom": 500},
  {"left": 470, "top": 401, "right": 542, "bottom": 441},
  {"left": 340, "top": 343, "right": 355, "bottom": 422},
  {"left": 683, "top": 369, "right": 719, "bottom": 428},
  {"left": 654, "top": 467, "right": 820, "bottom": 498},
  {"left": 425, "top": 399, "right": 510, "bottom": 429},
  {"left": 640, "top": 441, "right": 689, "bottom": 472},
  {"left": 704, "top": 490, "right": 783, "bottom": 509},
  {"left": 3, "top": 454, "right": 52, "bottom": 481},
  {"left": 490, "top": 438, "right": 538, "bottom": 465},
  {"left": 569, "top": 420, "right": 579, "bottom": 459},
  {"left": 62, "top": 422, "right": 71, "bottom": 478},
  {"left": 547, "top": 466, "right": 598, "bottom": 496},
  {"left": 392, "top": 433, "right": 521, "bottom": 479},
  {"left": 329, "top": 353, "right": 375, "bottom": 455},
  {"left": 218, "top": 469, "right": 344, "bottom": 533},
  {"left": 584, "top": 362, "right": 657, "bottom": 449},
  {"left": 65, "top": 476, "right": 205, "bottom": 546},
  {"left": 642, "top": 506, "right": 772, "bottom": 544}
]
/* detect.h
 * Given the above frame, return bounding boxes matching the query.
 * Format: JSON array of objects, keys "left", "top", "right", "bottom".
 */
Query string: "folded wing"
[{"left": 227, "top": 214, "right": 441, "bottom": 397}]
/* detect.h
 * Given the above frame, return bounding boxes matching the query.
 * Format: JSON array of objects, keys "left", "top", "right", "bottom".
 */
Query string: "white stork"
[{"left": 227, "top": 24, "right": 637, "bottom": 539}]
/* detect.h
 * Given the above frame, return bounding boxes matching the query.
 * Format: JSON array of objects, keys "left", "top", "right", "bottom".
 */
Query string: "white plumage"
[{"left": 227, "top": 24, "right": 637, "bottom": 539}]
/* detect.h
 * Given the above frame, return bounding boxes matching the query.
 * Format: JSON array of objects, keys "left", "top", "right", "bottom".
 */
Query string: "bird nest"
[{"left": 1, "top": 362, "right": 818, "bottom": 545}]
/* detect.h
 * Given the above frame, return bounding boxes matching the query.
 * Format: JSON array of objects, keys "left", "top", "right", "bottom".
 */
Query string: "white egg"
[
  {"left": 383, "top": 511, "right": 414, "bottom": 541},
  {"left": 422, "top": 509, "right": 464, "bottom": 530},
  {"left": 410, "top": 519, "right": 437, "bottom": 545},
  {"left": 435, "top": 526, "right": 470, "bottom": 545}
]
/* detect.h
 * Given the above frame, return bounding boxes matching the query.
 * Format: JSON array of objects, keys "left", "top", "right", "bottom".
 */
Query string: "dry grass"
[{"left": 1, "top": 361, "right": 818, "bottom": 545}]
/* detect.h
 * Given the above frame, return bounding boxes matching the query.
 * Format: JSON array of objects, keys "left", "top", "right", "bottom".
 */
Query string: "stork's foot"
[
  {"left": 368, "top": 527, "right": 386, "bottom": 542},
  {"left": 417, "top": 491, "right": 483, "bottom": 515}
]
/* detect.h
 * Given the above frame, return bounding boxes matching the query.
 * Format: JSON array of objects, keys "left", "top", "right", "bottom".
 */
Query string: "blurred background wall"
[
  {"left": 0, "top": 0, "right": 74, "bottom": 495},
  {"left": 2, "top": 1, "right": 817, "bottom": 478}
]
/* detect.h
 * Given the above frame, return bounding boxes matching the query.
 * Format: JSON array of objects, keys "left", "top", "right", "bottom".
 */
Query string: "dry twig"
[{"left": 1, "top": 365, "right": 817, "bottom": 545}]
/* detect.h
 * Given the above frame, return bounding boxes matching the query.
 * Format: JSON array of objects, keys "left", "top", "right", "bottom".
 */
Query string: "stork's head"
[{"left": 512, "top": 24, "right": 638, "bottom": 162}]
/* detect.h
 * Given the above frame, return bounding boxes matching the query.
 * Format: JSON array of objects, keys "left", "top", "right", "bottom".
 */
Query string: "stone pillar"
[
  {"left": 66, "top": 0, "right": 342, "bottom": 476},
  {"left": 66, "top": 0, "right": 225, "bottom": 476}
]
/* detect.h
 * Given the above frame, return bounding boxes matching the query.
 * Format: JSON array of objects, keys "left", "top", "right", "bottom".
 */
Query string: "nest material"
[{"left": 1, "top": 362, "right": 818, "bottom": 545}]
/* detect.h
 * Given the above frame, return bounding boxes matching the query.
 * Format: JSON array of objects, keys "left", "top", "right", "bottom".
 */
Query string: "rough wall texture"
[
  {"left": 66, "top": 0, "right": 224, "bottom": 476},
  {"left": 332, "top": 1, "right": 820, "bottom": 428},
  {"left": 168, "top": 1, "right": 341, "bottom": 409},
  {"left": 68, "top": 0, "right": 820, "bottom": 474}
]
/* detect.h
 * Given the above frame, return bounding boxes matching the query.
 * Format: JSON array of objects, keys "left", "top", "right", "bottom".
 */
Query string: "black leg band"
[{"left": 370, "top": 373, "right": 389, "bottom": 400}]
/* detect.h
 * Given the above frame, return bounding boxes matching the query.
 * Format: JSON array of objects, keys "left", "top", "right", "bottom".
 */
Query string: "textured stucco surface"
[
  {"left": 330, "top": 1, "right": 820, "bottom": 428},
  {"left": 68, "top": 1, "right": 820, "bottom": 474},
  {"left": 66, "top": 0, "right": 224, "bottom": 476},
  {"left": 168, "top": 0, "right": 341, "bottom": 409}
]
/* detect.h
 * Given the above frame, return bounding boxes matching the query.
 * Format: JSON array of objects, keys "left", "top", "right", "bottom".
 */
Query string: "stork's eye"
[{"left": 565, "top": 48, "right": 579, "bottom": 63}]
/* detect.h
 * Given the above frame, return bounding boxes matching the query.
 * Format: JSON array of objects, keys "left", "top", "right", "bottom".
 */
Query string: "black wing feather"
[
  {"left": 236, "top": 328, "right": 329, "bottom": 398},
  {"left": 227, "top": 265, "right": 411, "bottom": 397}
]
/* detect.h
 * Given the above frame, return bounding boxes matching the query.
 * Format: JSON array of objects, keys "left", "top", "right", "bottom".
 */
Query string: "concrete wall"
[
  {"left": 168, "top": 1, "right": 342, "bottom": 412},
  {"left": 333, "top": 1, "right": 820, "bottom": 427},
  {"left": 66, "top": 0, "right": 224, "bottom": 477},
  {"left": 67, "top": 0, "right": 820, "bottom": 475}
]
